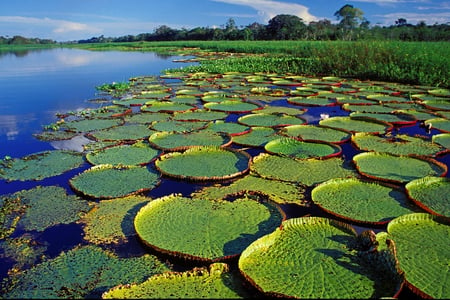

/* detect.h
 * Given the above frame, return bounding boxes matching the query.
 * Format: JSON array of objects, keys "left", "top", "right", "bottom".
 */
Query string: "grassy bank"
[{"left": 7, "top": 40, "right": 450, "bottom": 87}]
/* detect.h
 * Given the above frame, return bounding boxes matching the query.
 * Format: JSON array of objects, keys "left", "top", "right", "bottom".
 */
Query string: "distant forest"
[{"left": 1, "top": 5, "right": 449, "bottom": 44}]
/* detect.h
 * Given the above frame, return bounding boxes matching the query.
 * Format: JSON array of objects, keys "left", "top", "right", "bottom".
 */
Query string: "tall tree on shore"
[{"left": 334, "top": 4, "right": 365, "bottom": 40}]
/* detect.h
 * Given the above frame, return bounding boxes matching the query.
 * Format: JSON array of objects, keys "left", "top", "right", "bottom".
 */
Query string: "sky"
[{"left": 1, "top": 0, "right": 449, "bottom": 41}]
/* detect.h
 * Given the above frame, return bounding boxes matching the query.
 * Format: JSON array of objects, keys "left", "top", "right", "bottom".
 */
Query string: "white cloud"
[{"left": 211, "top": 0, "right": 318, "bottom": 22}]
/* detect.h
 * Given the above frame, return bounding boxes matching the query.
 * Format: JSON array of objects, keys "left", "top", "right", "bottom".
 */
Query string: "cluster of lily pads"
[{"left": 1, "top": 68, "right": 449, "bottom": 299}]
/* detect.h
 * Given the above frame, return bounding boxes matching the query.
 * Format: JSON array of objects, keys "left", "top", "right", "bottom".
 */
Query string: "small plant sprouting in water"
[
  {"left": 96, "top": 81, "right": 130, "bottom": 97},
  {"left": 43, "top": 119, "right": 65, "bottom": 131}
]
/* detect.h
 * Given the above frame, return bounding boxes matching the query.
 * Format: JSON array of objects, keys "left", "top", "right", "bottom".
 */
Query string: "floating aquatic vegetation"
[
  {"left": 103, "top": 263, "right": 250, "bottom": 299},
  {"left": 319, "top": 116, "right": 393, "bottom": 133},
  {"left": 205, "top": 120, "right": 251, "bottom": 136},
  {"left": 192, "top": 174, "right": 306, "bottom": 205},
  {"left": 172, "top": 109, "right": 228, "bottom": 122},
  {"left": 378, "top": 213, "right": 450, "bottom": 299},
  {"left": 280, "top": 124, "right": 352, "bottom": 144},
  {"left": 0, "top": 150, "right": 84, "bottom": 182},
  {"left": 432, "top": 133, "right": 450, "bottom": 149},
  {"left": 352, "top": 132, "right": 448, "bottom": 156},
  {"left": 87, "top": 124, "right": 153, "bottom": 142},
  {"left": 149, "top": 131, "right": 231, "bottom": 151},
  {"left": 349, "top": 111, "right": 417, "bottom": 125},
  {"left": 134, "top": 193, "right": 284, "bottom": 262},
  {"left": 404, "top": 176, "right": 450, "bottom": 217},
  {"left": 0, "top": 245, "right": 170, "bottom": 299},
  {"left": 33, "top": 130, "right": 79, "bottom": 142},
  {"left": 168, "top": 95, "right": 199, "bottom": 105},
  {"left": 3, "top": 185, "right": 91, "bottom": 233},
  {"left": 353, "top": 152, "right": 448, "bottom": 183},
  {"left": 238, "top": 217, "right": 403, "bottom": 299},
  {"left": 342, "top": 103, "right": 396, "bottom": 113},
  {"left": 287, "top": 95, "right": 336, "bottom": 106},
  {"left": 0, "top": 234, "right": 48, "bottom": 272},
  {"left": 62, "top": 118, "right": 124, "bottom": 133},
  {"left": 311, "top": 178, "right": 418, "bottom": 225},
  {"left": 123, "top": 112, "right": 171, "bottom": 124},
  {"left": 255, "top": 105, "right": 307, "bottom": 116},
  {"left": 264, "top": 137, "right": 342, "bottom": 159},
  {"left": 251, "top": 153, "right": 356, "bottom": 186},
  {"left": 424, "top": 117, "right": 450, "bottom": 133},
  {"left": 155, "top": 146, "right": 250, "bottom": 181},
  {"left": 238, "top": 113, "right": 306, "bottom": 127},
  {"left": 204, "top": 100, "right": 261, "bottom": 113},
  {"left": 69, "top": 164, "right": 160, "bottom": 199},
  {"left": 231, "top": 126, "right": 280, "bottom": 147},
  {"left": 81, "top": 195, "right": 151, "bottom": 245},
  {"left": 86, "top": 141, "right": 160, "bottom": 166},
  {"left": 427, "top": 88, "right": 450, "bottom": 97},
  {"left": 140, "top": 100, "right": 196, "bottom": 113},
  {"left": 421, "top": 99, "right": 450, "bottom": 111}
]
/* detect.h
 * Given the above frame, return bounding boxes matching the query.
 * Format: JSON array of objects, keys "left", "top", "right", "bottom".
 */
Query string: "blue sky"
[{"left": 1, "top": 0, "right": 449, "bottom": 41}]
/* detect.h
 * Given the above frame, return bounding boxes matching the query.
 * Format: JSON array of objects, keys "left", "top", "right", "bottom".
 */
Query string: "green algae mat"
[
  {"left": 134, "top": 193, "right": 284, "bottom": 261},
  {"left": 238, "top": 217, "right": 403, "bottom": 299}
]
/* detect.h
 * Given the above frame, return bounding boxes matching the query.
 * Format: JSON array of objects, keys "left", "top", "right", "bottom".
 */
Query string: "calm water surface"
[{"left": 0, "top": 48, "right": 192, "bottom": 159}]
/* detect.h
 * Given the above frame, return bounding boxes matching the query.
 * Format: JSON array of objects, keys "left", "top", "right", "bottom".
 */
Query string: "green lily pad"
[
  {"left": 382, "top": 213, "right": 450, "bottom": 299},
  {"left": 103, "top": 263, "right": 251, "bottom": 299},
  {"left": 62, "top": 118, "right": 124, "bottom": 133},
  {"left": 422, "top": 99, "right": 450, "bottom": 111},
  {"left": 342, "top": 103, "right": 396, "bottom": 113},
  {"left": 238, "top": 217, "right": 403, "bottom": 299},
  {"left": 69, "top": 164, "right": 160, "bottom": 199},
  {"left": 404, "top": 176, "right": 450, "bottom": 217},
  {"left": 204, "top": 100, "right": 261, "bottom": 113},
  {"left": 256, "top": 105, "right": 307, "bottom": 116},
  {"left": 287, "top": 96, "right": 336, "bottom": 106},
  {"left": 81, "top": 195, "right": 151, "bottom": 245},
  {"left": 264, "top": 137, "right": 342, "bottom": 159},
  {"left": 432, "top": 133, "right": 450, "bottom": 149},
  {"left": 87, "top": 124, "right": 153, "bottom": 141},
  {"left": 172, "top": 109, "right": 228, "bottom": 121},
  {"left": 311, "top": 178, "right": 418, "bottom": 225},
  {"left": 251, "top": 153, "right": 356, "bottom": 186},
  {"left": 134, "top": 193, "right": 283, "bottom": 261},
  {"left": 149, "top": 119, "right": 209, "bottom": 132},
  {"left": 349, "top": 112, "right": 417, "bottom": 125},
  {"left": 1, "top": 245, "right": 170, "bottom": 299},
  {"left": 280, "top": 124, "right": 352, "bottom": 144},
  {"left": 424, "top": 118, "right": 450, "bottom": 133},
  {"left": 352, "top": 132, "right": 447, "bottom": 156},
  {"left": 231, "top": 126, "right": 280, "bottom": 147},
  {"left": 155, "top": 146, "right": 250, "bottom": 181},
  {"left": 141, "top": 100, "right": 196, "bottom": 113},
  {"left": 238, "top": 113, "right": 306, "bottom": 127},
  {"left": 0, "top": 150, "right": 84, "bottom": 182},
  {"left": 148, "top": 131, "right": 231, "bottom": 151},
  {"left": 86, "top": 141, "right": 160, "bottom": 166},
  {"left": 427, "top": 88, "right": 450, "bottom": 97},
  {"left": 205, "top": 120, "right": 251, "bottom": 136},
  {"left": 319, "top": 116, "right": 393, "bottom": 133},
  {"left": 124, "top": 112, "right": 171, "bottom": 124},
  {"left": 353, "top": 152, "right": 448, "bottom": 183},
  {"left": 192, "top": 174, "right": 306, "bottom": 205}
]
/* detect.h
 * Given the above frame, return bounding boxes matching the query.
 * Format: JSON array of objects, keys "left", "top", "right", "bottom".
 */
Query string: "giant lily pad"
[
  {"left": 86, "top": 141, "right": 160, "bottom": 166},
  {"left": 349, "top": 112, "right": 417, "bottom": 125},
  {"left": 280, "top": 124, "right": 352, "bottom": 144},
  {"left": 0, "top": 150, "right": 84, "bottom": 182},
  {"left": 191, "top": 174, "right": 306, "bottom": 205},
  {"left": 424, "top": 118, "right": 450, "bottom": 133},
  {"left": 238, "top": 217, "right": 403, "bottom": 299},
  {"left": 319, "top": 116, "right": 393, "bottom": 133},
  {"left": 134, "top": 193, "right": 284, "bottom": 261},
  {"left": 103, "top": 263, "right": 251, "bottom": 299},
  {"left": 155, "top": 146, "right": 250, "bottom": 181},
  {"left": 264, "top": 137, "right": 342, "bottom": 159},
  {"left": 140, "top": 100, "right": 196, "bottom": 113},
  {"left": 69, "top": 164, "right": 160, "bottom": 199},
  {"left": 149, "top": 119, "right": 208, "bottom": 132},
  {"left": 204, "top": 100, "right": 261, "bottom": 113},
  {"left": 311, "top": 178, "right": 418, "bottom": 225},
  {"left": 81, "top": 195, "right": 151, "bottom": 245},
  {"left": 231, "top": 126, "right": 280, "bottom": 147},
  {"left": 251, "top": 153, "right": 356, "bottom": 186},
  {"left": 148, "top": 131, "right": 231, "bottom": 151},
  {"left": 351, "top": 132, "right": 448, "bottom": 156},
  {"left": 87, "top": 124, "right": 153, "bottom": 142},
  {"left": 432, "top": 133, "right": 450, "bottom": 149},
  {"left": 380, "top": 213, "right": 450, "bottom": 299},
  {"left": 62, "top": 118, "right": 124, "bottom": 133},
  {"left": 238, "top": 113, "right": 306, "bottom": 127},
  {"left": 1, "top": 245, "right": 170, "bottom": 299},
  {"left": 287, "top": 96, "right": 336, "bottom": 106},
  {"left": 172, "top": 109, "right": 228, "bottom": 121},
  {"left": 404, "top": 176, "right": 450, "bottom": 217},
  {"left": 353, "top": 152, "right": 448, "bottom": 183},
  {"left": 205, "top": 120, "right": 251, "bottom": 136}
]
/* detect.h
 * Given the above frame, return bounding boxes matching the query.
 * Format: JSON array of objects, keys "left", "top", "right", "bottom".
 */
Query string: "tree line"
[{"left": 1, "top": 4, "right": 449, "bottom": 45}]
